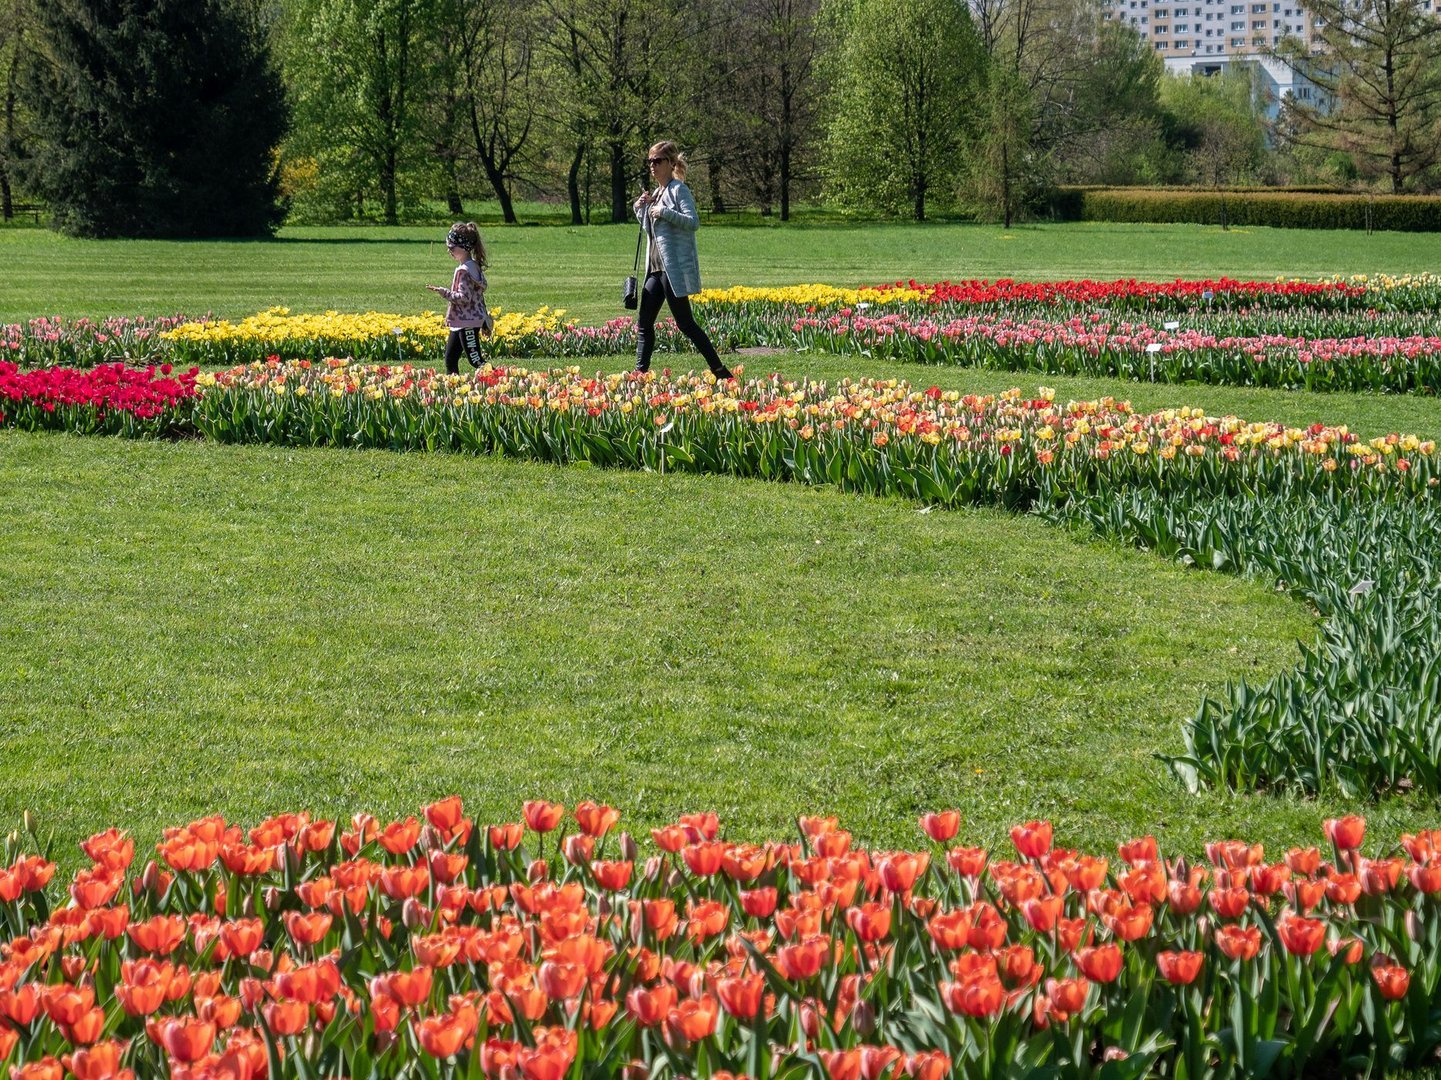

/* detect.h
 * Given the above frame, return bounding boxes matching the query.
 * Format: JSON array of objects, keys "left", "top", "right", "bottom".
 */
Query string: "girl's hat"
[{"left": 446, "top": 228, "right": 468, "bottom": 250}]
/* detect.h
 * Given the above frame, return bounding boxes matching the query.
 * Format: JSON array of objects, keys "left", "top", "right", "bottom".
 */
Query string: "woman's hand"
[
  {"left": 633, "top": 190, "right": 652, "bottom": 213},
  {"left": 648, "top": 203, "right": 664, "bottom": 222}
]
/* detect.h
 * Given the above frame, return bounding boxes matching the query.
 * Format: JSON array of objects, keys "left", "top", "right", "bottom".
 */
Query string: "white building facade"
[{"left": 1102, "top": 0, "right": 1435, "bottom": 115}]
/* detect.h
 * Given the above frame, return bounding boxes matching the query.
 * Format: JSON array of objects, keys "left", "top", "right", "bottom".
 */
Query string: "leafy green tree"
[
  {"left": 437, "top": 0, "right": 544, "bottom": 224},
  {"left": 822, "top": 0, "right": 984, "bottom": 220},
  {"left": 1277, "top": 0, "right": 1441, "bottom": 193},
  {"left": 0, "top": 0, "right": 33, "bottom": 221},
  {"left": 1160, "top": 67, "right": 1269, "bottom": 188},
  {"left": 283, "top": 0, "right": 437, "bottom": 224},
  {"left": 17, "top": 0, "right": 286, "bottom": 236}
]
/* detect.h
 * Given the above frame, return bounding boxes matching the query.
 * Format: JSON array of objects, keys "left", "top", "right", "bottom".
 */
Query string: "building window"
[{"left": 1231, "top": 35, "right": 1245, "bottom": 43}]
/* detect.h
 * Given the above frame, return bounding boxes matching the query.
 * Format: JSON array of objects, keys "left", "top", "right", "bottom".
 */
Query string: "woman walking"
[{"left": 632, "top": 140, "right": 733, "bottom": 380}]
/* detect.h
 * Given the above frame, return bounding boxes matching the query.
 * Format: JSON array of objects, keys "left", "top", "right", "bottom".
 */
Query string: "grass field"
[
  {"left": 4, "top": 219, "right": 1439, "bottom": 325},
  {"left": 6, "top": 220, "right": 1441, "bottom": 869}
]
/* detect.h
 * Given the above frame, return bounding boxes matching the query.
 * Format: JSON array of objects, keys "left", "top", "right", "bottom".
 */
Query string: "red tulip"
[
  {"left": 918, "top": 810, "right": 960, "bottom": 843},
  {"left": 1156, "top": 950, "right": 1204, "bottom": 985}
]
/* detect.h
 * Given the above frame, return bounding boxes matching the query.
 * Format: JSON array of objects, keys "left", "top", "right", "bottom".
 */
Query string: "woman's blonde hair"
[
  {"left": 446, "top": 221, "right": 488, "bottom": 269},
  {"left": 649, "top": 141, "right": 687, "bottom": 181}
]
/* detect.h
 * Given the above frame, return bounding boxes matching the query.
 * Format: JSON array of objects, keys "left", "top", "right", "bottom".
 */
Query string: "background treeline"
[{"left": 1, "top": 0, "right": 1439, "bottom": 235}]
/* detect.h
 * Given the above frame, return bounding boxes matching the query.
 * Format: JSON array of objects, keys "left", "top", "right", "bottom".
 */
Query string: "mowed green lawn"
[
  {"left": 3, "top": 219, "right": 1437, "bottom": 324},
  {"left": 5, "top": 220, "right": 1441, "bottom": 869}
]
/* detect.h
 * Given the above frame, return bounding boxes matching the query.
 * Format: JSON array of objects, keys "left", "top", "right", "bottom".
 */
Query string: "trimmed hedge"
[{"left": 1051, "top": 187, "right": 1441, "bottom": 231}]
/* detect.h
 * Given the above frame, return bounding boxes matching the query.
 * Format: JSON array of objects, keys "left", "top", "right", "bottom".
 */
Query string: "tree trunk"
[
  {"left": 779, "top": 148, "right": 791, "bottom": 221},
  {"left": 381, "top": 152, "right": 398, "bottom": 225},
  {"left": 567, "top": 143, "right": 584, "bottom": 225},
  {"left": 1001, "top": 139, "right": 1012, "bottom": 229},
  {"left": 447, "top": 190, "right": 463, "bottom": 215},
  {"left": 1, "top": 165, "right": 11, "bottom": 222},
  {"left": 609, "top": 140, "right": 628, "bottom": 224},
  {"left": 708, "top": 158, "right": 725, "bottom": 214}
]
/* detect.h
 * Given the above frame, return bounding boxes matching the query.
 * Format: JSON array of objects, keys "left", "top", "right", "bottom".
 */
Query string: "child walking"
[{"left": 425, "top": 222, "right": 494, "bottom": 374}]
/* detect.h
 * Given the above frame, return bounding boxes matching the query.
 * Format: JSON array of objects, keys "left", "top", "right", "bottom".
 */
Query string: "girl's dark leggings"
[
  {"left": 444, "top": 327, "right": 486, "bottom": 374},
  {"left": 635, "top": 271, "right": 732, "bottom": 378}
]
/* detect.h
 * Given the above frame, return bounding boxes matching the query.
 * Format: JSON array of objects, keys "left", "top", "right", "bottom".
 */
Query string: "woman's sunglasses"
[{"left": 646, "top": 157, "right": 669, "bottom": 166}]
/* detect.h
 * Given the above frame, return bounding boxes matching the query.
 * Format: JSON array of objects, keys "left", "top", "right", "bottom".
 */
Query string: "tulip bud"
[
  {"left": 61, "top": 956, "right": 87, "bottom": 983},
  {"left": 286, "top": 844, "right": 303, "bottom": 877},
  {"left": 402, "top": 898, "right": 430, "bottom": 931},
  {"left": 141, "top": 859, "right": 163, "bottom": 893},
  {"left": 596, "top": 896, "right": 611, "bottom": 919},
  {"left": 263, "top": 886, "right": 283, "bottom": 912},
  {"left": 1104, "top": 1048, "right": 1130, "bottom": 1062},
  {"left": 1406, "top": 910, "right": 1423, "bottom": 941},
  {"left": 527, "top": 859, "right": 549, "bottom": 882},
  {"left": 621, "top": 1064, "right": 648, "bottom": 1080},
  {"left": 420, "top": 825, "right": 444, "bottom": 852},
  {"left": 666, "top": 868, "right": 685, "bottom": 891},
  {"left": 563, "top": 834, "right": 594, "bottom": 865},
  {"left": 619, "top": 832, "right": 638, "bottom": 862},
  {"left": 849, "top": 997, "right": 876, "bottom": 1036},
  {"left": 23, "top": 810, "right": 36, "bottom": 835},
  {"left": 644, "top": 856, "right": 664, "bottom": 882},
  {"left": 374, "top": 1031, "right": 398, "bottom": 1055},
  {"left": 242, "top": 892, "right": 257, "bottom": 917}
]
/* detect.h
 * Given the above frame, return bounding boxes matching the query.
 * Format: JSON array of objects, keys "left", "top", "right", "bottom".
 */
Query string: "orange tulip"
[
  {"left": 1324, "top": 816, "right": 1366, "bottom": 851},
  {"left": 158, "top": 1019, "right": 216, "bottom": 1064},
  {"left": 1, "top": 983, "right": 43, "bottom": 1026},
  {"left": 1117, "top": 836, "right": 1159, "bottom": 865},
  {"left": 378, "top": 818, "right": 421, "bottom": 855},
  {"left": 740, "top": 886, "right": 778, "bottom": 918},
  {"left": 776, "top": 937, "right": 830, "bottom": 981},
  {"left": 10, "top": 1058, "right": 63, "bottom": 1080},
  {"left": 1410, "top": 862, "right": 1441, "bottom": 894},
  {"left": 1325, "top": 872, "right": 1362, "bottom": 904},
  {"left": 127, "top": 914, "right": 186, "bottom": 955},
  {"left": 907, "top": 1050, "right": 952, "bottom": 1080},
  {"left": 1156, "top": 950, "right": 1204, "bottom": 985},
  {"left": 858, "top": 1045, "right": 905, "bottom": 1080},
  {"left": 537, "top": 961, "right": 586, "bottom": 1000},
  {"left": 919, "top": 810, "right": 960, "bottom": 843},
  {"left": 1277, "top": 913, "right": 1327, "bottom": 956},
  {"left": 927, "top": 909, "right": 972, "bottom": 950},
  {"left": 275, "top": 959, "right": 341, "bottom": 1003},
  {"left": 1046, "top": 975, "right": 1091, "bottom": 1016},
  {"left": 637, "top": 898, "right": 679, "bottom": 941},
  {"left": 574, "top": 801, "right": 621, "bottom": 838},
  {"left": 284, "top": 910, "right": 333, "bottom": 946},
  {"left": 523, "top": 801, "right": 565, "bottom": 833},
  {"left": 877, "top": 852, "right": 928, "bottom": 894},
  {"left": 1010, "top": 820, "right": 1053, "bottom": 860},
  {"left": 372, "top": 966, "right": 433, "bottom": 1008},
  {"left": 1103, "top": 901, "right": 1154, "bottom": 942},
  {"left": 590, "top": 860, "right": 632, "bottom": 891},
  {"left": 1076, "top": 944, "right": 1124, "bottom": 984},
  {"left": 716, "top": 973, "right": 766, "bottom": 1020},
  {"left": 625, "top": 982, "right": 677, "bottom": 1026},
  {"left": 417, "top": 1010, "right": 474, "bottom": 1058},
  {"left": 424, "top": 796, "right": 466, "bottom": 834},
  {"left": 947, "top": 846, "right": 988, "bottom": 877},
  {"left": 61, "top": 1039, "right": 129, "bottom": 1080},
  {"left": 817, "top": 1049, "right": 861, "bottom": 1080},
  {"left": 1209, "top": 886, "right": 1250, "bottom": 919},
  {"left": 263, "top": 999, "right": 311, "bottom": 1037},
  {"left": 681, "top": 842, "right": 724, "bottom": 876},
  {"left": 666, "top": 995, "right": 718, "bottom": 1042},
  {"left": 1215, "top": 924, "right": 1262, "bottom": 961},
  {"left": 41, "top": 983, "right": 95, "bottom": 1026},
  {"left": 846, "top": 902, "right": 892, "bottom": 943},
  {"left": 517, "top": 1029, "right": 577, "bottom": 1080},
  {"left": 488, "top": 823, "right": 523, "bottom": 850},
  {"left": 378, "top": 864, "right": 430, "bottom": 901},
  {"left": 940, "top": 972, "right": 1004, "bottom": 1018},
  {"left": 965, "top": 902, "right": 1007, "bottom": 951},
  {"left": 69, "top": 866, "right": 122, "bottom": 910},
  {"left": 1372, "top": 963, "right": 1410, "bottom": 1001}
]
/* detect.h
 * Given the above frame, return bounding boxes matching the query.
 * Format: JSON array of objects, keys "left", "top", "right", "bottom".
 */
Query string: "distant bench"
[{"left": 5, "top": 203, "right": 43, "bottom": 224}]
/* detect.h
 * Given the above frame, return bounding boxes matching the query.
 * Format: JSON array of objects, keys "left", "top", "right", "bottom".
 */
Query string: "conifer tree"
[{"left": 19, "top": 0, "right": 287, "bottom": 236}]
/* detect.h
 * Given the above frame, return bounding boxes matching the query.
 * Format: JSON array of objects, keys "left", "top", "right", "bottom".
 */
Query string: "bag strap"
[{"left": 632, "top": 228, "right": 644, "bottom": 274}]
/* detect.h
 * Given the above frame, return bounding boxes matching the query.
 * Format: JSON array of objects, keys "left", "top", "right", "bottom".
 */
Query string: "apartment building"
[{"left": 1103, "top": 0, "right": 1435, "bottom": 114}]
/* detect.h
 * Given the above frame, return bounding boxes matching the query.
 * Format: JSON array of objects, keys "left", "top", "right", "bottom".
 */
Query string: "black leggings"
[
  {"left": 444, "top": 327, "right": 487, "bottom": 374},
  {"left": 635, "top": 271, "right": 732, "bottom": 378}
]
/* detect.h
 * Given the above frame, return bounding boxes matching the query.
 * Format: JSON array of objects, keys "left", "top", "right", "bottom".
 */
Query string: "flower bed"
[
  {"left": 185, "top": 360, "right": 1437, "bottom": 504},
  {"left": 6, "top": 358, "right": 1441, "bottom": 797},
  {"left": 9, "top": 276, "right": 1441, "bottom": 395},
  {"left": 0, "top": 361, "right": 199, "bottom": 437},
  {"left": 1, "top": 803, "right": 1438, "bottom": 1078}
]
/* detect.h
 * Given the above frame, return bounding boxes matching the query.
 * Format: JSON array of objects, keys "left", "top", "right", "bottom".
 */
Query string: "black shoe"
[{"left": 712, "top": 367, "right": 733, "bottom": 381}]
